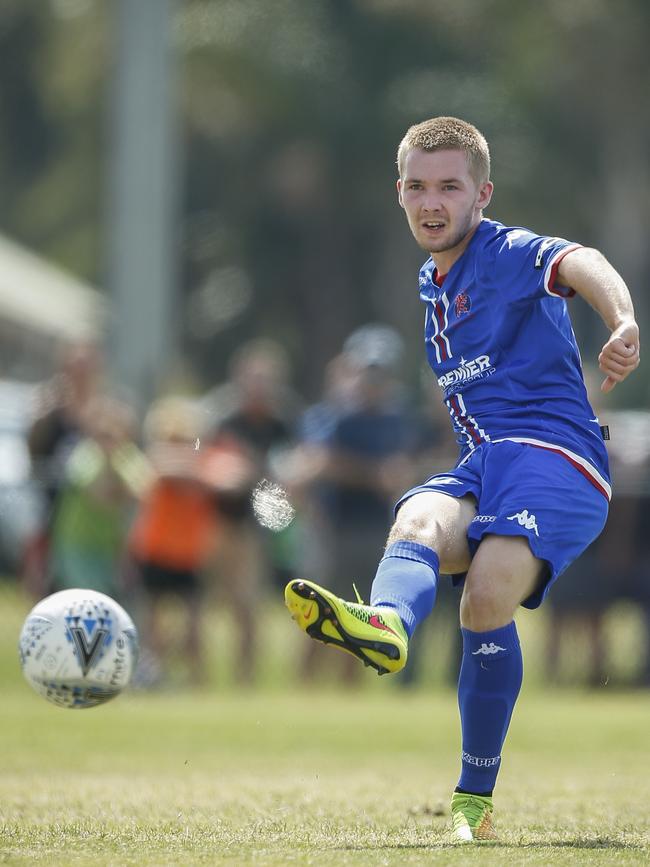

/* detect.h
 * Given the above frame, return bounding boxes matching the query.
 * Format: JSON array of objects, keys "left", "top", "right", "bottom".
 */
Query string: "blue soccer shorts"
[{"left": 395, "top": 439, "right": 609, "bottom": 608}]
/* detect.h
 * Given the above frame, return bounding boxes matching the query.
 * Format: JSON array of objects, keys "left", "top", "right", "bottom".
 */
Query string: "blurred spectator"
[
  {"left": 48, "top": 395, "right": 150, "bottom": 598},
  {"left": 202, "top": 338, "right": 298, "bottom": 467},
  {"left": 545, "top": 403, "right": 650, "bottom": 687},
  {"left": 129, "top": 396, "right": 221, "bottom": 686},
  {"left": 284, "top": 352, "right": 357, "bottom": 592},
  {"left": 286, "top": 325, "right": 422, "bottom": 684},
  {"left": 24, "top": 341, "right": 103, "bottom": 597},
  {"left": 199, "top": 339, "right": 300, "bottom": 682},
  {"left": 200, "top": 431, "right": 260, "bottom": 684},
  {"left": 202, "top": 339, "right": 299, "bottom": 612},
  {"left": 631, "top": 456, "right": 650, "bottom": 686},
  {"left": 603, "top": 415, "right": 650, "bottom": 686}
]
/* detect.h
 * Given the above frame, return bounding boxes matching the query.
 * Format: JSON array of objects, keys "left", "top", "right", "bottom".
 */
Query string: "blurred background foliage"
[{"left": 0, "top": 0, "right": 648, "bottom": 402}]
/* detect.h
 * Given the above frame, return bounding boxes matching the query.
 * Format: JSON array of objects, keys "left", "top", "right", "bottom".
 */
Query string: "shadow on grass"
[
  {"left": 333, "top": 837, "right": 643, "bottom": 852},
  {"left": 522, "top": 839, "right": 644, "bottom": 850}
]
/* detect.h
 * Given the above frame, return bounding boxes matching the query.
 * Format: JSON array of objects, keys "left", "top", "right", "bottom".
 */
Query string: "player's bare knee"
[
  {"left": 460, "top": 580, "right": 515, "bottom": 632},
  {"left": 388, "top": 503, "right": 438, "bottom": 547},
  {"left": 387, "top": 492, "right": 473, "bottom": 573},
  {"left": 461, "top": 535, "right": 543, "bottom": 631},
  {"left": 388, "top": 496, "right": 456, "bottom": 553}
]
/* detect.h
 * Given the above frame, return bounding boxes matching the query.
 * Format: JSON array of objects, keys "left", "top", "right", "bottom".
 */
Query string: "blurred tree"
[
  {"left": 0, "top": 0, "right": 107, "bottom": 279},
  {"left": 0, "top": 3, "right": 52, "bottom": 187}
]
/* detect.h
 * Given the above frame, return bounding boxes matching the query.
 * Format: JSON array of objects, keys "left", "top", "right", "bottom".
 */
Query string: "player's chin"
[{"left": 417, "top": 233, "right": 450, "bottom": 253}]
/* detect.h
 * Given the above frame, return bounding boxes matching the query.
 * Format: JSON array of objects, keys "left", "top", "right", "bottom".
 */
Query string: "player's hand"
[{"left": 598, "top": 322, "right": 640, "bottom": 392}]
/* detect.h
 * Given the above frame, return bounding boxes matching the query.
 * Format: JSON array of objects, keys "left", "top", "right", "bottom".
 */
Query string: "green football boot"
[
  {"left": 284, "top": 578, "right": 408, "bottom": 675},
  {"left": 450, "top": 792, "right": 497, "bottom": 842}
]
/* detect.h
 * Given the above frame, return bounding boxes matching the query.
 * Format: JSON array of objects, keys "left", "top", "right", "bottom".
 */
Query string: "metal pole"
[{"left": 106, "top": 0, "right": 179, "bottom": 411}]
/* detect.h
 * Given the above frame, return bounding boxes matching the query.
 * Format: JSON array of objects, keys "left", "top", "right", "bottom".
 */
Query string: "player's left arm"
[{"left": 557, "top": 247, "right": 640, "bottom": 393}]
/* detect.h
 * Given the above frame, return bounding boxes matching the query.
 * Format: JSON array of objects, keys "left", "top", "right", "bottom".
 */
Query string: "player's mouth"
[{"left": 421, "top": 220, "right": 446, "bottom": 234}]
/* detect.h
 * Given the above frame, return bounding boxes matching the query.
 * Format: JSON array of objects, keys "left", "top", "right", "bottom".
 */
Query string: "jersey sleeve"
[{"left": 489, "top": 228, "right": 581, "bottom": 303}]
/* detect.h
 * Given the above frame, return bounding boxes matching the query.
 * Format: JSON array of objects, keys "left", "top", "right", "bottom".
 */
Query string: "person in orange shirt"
[{"left": 129, "top": 397, "right": 219, "bottom": 686}]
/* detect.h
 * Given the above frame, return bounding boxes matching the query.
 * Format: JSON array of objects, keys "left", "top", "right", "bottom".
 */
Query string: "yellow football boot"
[{"left": 284, "top": 579, "right": 408, "bottom": 675}]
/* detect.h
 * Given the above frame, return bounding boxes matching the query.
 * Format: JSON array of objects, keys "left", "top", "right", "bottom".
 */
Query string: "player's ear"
[
  {"left": 397, "top": 178, "right": 405, "bottom": 208},
  {"left": 477, "top": 180, "right": 493, "bottom": 210}
]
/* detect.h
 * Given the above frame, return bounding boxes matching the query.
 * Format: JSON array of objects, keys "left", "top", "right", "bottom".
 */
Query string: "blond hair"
[
  {"left": 397, "top": 117, "right": 490, "bottom": 184},
  {"left": 143, "top": 395, "right": 202, "bottom": 444}
]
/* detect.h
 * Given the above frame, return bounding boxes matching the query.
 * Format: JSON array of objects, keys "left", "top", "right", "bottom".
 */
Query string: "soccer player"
[{"left": 285, "top": 116, "right": 640, "bottom": 842}]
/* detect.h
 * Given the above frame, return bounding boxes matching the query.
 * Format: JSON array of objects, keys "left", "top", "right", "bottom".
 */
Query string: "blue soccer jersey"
[{"left": 419, "top": 218, "right": 610, "bottom": 499}]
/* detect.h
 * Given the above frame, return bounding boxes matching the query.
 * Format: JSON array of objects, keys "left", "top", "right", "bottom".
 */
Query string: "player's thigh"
[
  {"left": 389, "top": 491, "right": 475, "bottom": 574},
  {"left": 463, "top": 442, "right": 608, "bottom": 618},
  {"left": 461, "top": 534, "right": 545, "bottom": 629}
]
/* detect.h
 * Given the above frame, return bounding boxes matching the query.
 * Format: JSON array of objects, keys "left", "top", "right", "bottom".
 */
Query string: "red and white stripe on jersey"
[
  {"left": 494, "top": 436, "right": 611, "bottom": 501},
  {"left": 446, "top": 393, "right": 491, "bottom": 449},
  {"left": 429, "top": 292, "right": 453, "bottom": 363},
  {"left": 544, "top": 244, "right": 581, "bottom": 297}
]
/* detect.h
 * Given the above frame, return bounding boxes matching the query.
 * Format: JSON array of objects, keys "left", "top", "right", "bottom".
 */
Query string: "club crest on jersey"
[{"left": 454, "top": 292, "right": 471, "bottom": 317}]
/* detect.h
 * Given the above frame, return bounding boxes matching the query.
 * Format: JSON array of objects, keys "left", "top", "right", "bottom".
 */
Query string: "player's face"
[{"left": 397, "top": 148, "right": 493, "bottom": 268}]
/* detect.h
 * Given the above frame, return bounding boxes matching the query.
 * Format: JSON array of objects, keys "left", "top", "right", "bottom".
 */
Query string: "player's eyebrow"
[{"left": 403, "top": 176, "right": 465, "bottom": 185}]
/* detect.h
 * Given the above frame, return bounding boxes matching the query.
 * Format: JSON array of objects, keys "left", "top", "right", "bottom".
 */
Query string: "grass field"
[{"left": 1, "top": 584, "right": 650, "bottom": 865}]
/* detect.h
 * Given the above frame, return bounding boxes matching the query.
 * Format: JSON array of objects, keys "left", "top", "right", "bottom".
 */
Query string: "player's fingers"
[
  {"left": 602, "top": 348, "right": 637, "bottom": 370},
  {"left": 600, "top": 346, "right": 640, "bottom": 367},
  {"left": 599, "top": 355, "right": 630, "bottom": 376},
  {"left": 598, "top": 349, "right": 625, "bottom": 368},
  {"left": 605, "top": 350, "right": 639, "bottom": 368},
  {"left": 608, "top": 336, "right": 638, "bottom": 355},
  {"left": 605, "top": 346, "right": 637, "bottom": 360},
  {"left": 599, "top": 357, "right": 631, "bottom": 376},
  {"left": 602, "top": 337, "right": 638, "bottom": 354}
]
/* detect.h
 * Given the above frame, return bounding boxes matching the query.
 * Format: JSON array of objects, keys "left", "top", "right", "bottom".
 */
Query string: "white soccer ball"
[{"left": 18, "top": 588, "right": 139, "bottom": 709}]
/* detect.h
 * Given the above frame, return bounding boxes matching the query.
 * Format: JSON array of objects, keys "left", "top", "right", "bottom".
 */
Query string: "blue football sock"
[
  {"left": 457, "top": 621, "right": 523, "bottom": 794},
  {"left": 369, "top": 541, "right": 439, "bottom": 637}
]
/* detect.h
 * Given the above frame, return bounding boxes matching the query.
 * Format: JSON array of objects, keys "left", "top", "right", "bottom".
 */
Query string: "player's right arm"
[{"left": 557, "top": 247, "right": 640, "bottom": 393}]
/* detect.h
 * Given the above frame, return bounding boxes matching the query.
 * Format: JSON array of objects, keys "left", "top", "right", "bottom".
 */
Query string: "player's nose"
[{"left": 421, "top": 192, "right": 443, "bottom": 213}]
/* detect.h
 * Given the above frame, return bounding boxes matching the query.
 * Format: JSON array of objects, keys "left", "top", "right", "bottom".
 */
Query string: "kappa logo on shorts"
[
  {"left": 506, "top": 509, "right": 539, "bottom": 536},
  {"left": 472, "top": 514, "right": 497, "bottom": 524}
]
